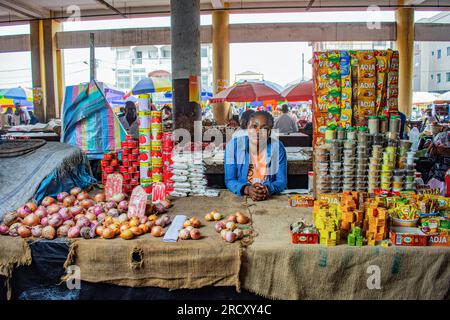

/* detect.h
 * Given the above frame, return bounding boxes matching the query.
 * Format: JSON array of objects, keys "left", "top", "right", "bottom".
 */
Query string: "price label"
[
  {"left": 127, "top": 186, "right": 148, "bottom": 218},
  {"left": 152, "top": 182, "right": 166, "bottom": 203},
  {"left": 105, "top": 173, "right": 123, "bottom": 200}
]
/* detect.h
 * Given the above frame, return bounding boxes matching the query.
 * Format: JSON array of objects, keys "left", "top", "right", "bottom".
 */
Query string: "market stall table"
[
  {"left": 278, "top": 132, "right": 311, "bottom": 147},
  {"left": 1, "top": 191, "right": 449, "bottom": 300}
]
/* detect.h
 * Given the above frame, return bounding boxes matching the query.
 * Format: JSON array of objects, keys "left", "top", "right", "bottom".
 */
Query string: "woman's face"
[{"left": 247, "top": 114, "right": 271, "bottom": 145}]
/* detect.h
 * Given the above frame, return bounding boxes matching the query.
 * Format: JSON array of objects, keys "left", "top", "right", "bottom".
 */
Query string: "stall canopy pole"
[{"left": 89, "top": 33, "right": 96, "bottom": 81}]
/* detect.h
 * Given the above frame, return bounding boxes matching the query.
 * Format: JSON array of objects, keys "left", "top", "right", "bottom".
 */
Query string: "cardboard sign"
[
  {"left": 152, "top": 182, "right": 166, "bottom": 203},
  {"left": 105, "top": 173, "right": 123, "bottom": 200},
  {"left": 127, "top": 186, "right": 148, "bottom": 218}
]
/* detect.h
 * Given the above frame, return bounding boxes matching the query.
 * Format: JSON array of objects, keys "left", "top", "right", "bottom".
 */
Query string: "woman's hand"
[{"left": 245, "top": 183, "right": 269, "bottom": 201}]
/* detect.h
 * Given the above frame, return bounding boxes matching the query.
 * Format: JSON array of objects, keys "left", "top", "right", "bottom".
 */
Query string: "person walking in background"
[
  {"left": 119, "top": 101, "right": 139, "bottom": 139},
  {"left": 5, "top": 107, "right": 14, "bottom": 126},
  {"left": 274, "top": 104, "right": 298, "bottom": 134}
]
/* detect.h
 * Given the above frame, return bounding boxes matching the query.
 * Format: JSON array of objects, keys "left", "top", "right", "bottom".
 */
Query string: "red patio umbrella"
[
  {"left": 210, "top": 81, "right": 282, "bottom": 103},
  {"left": 281, "top": 80, "right": 313, "bottom": 102}
]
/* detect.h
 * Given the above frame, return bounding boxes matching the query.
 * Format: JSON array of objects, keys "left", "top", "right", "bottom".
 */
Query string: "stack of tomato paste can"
[
  {"left": 120, "top": 135, "right": 140, "bottom": 194},
  {"left": 100, "top": 152, "right": 119, "bottom": 185},
  {"left": 162, "top": 132, "right": 175, "bottom": 194},
  {"left": 138, "top": 94, "right": 152, "bottom": 194},
  {"left": 150, "top": 111, "right": 163, "bottom": 184}
]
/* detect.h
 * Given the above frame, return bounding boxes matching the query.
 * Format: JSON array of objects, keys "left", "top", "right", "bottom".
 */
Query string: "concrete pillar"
[
  {"left": 170, "top": 0, "right": 202, "bottom": 134},
  {"left": 30, "top": 19, "right": 64, "bottom": 122},
  {"left": 396, "top": 5, "right": 414, "bottom": 116},
  {"left": 212, "top": 7, "right": 230, "bottom": 125}
]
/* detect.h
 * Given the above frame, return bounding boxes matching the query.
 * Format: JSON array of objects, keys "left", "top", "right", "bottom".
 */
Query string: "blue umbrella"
[
  {"left": 131, "top": 77, "right": 172, "bottom": 94},
  {"left": 0, "top": 87, "right": 32, "bottom": 100},
  {"left": 109, "top": 96, "right": 138, "bottom": 105},
  {"left": 164, "top": 86, "right": 213, "bottom": 101}
]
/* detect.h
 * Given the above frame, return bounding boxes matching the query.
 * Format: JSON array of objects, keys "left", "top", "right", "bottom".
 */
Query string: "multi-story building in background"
[
  {"left": 112, "top": 44, "right": 213, "bottom": 90},
  {"left": 310, "top": 41, "right": 394, "bottom": 52},
  {"left": 413, "top": 12, "right": 450, "bottom": 94}
]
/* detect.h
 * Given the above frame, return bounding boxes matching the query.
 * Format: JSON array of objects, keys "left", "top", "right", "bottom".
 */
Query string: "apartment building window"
[
  {"left": 447, "top": 47, "right": 450, "bottom": 56},
  {"left": 134, "top": 51, "right": 142, "bottom": 64},
  {"left": 148, "top": 47, "right": 158, "bottom": 59},
  {"left": 437, "top": 73, "right": 441, "bottom": 83},
  {"left": 161, "top": 46, "right": 171, "bottom": 59},
  {"left": 447, "top": 72, "right": 450, "bottom": 82},
  {"left": 437, "top": 49, "right": 442, "bottom": 59},
  {"left": 201, "top": 48, "right": 208, "bottom": 58},
  {"left": 432, "top": 51, "right": 434, "bottom": 56},
  {"left": 117, "top": 49, "right": 129, "bottom": 60},
  {"left": 431, "top": 74, "right": 434, "bottom": 80}
]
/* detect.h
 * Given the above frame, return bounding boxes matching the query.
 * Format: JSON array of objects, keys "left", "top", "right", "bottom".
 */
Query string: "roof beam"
[
  {"left": 94, "top": 0, "right": 127, "bottom": 18},
  {"left": 211, "top": 0, "right": 225, "bottom": 9},
  {"left": 0, "top": 0, "right": 49, "bottom": 19}
]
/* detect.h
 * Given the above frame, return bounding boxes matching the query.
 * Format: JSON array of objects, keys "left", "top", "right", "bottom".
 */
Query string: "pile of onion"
[{"left": 1, "top": 188, "right": 178, "bottom": 241}]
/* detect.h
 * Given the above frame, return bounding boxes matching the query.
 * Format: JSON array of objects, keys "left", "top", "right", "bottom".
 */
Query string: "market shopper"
[
  {"left": 225, "top": 110, "right": 287, "bottom": 201},
  {"left": 274, "top": 104, "right": 298, "bottom": 134},
  {"left": 119, "top": 101, "right": 139, "bottom": 139},
  {"left": 239, "top": 109, "right": 255, "bottom": 130},
  {"left": 227, "top": 115, "right": 240, "bottom": 128}
]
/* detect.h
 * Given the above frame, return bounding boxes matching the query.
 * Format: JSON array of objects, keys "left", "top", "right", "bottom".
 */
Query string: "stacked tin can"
[
  {"left": 162, "top": 132, "right": 175, "bottom": 195},
  {"left": 329, "top": 139, "right": 343, "bottom": 193},
  {"left": 404, "top": 151, "right": 416, "bottom": 190},
  {"left": 380, "top": 145, "right": 396, "bottom": 191},
  {"left": 315, "top": 144, "right": 331, "bottom": 194},
  {"left": 368, "top": 145, "right": 382, "bottom": 193},
  {"left": 342, "top": 139, "right": 356, "bottom": 192},
  {"left": 120, "top": 136, "right": 140, "bottom": 194},
  {"left": 101, "top": 152, "right": 119, "bottom": 185},
  {"left": 355, "top": 127, "right": 369, "bottom": 192},
  {"left": 150, "top": 110, "right": 163, "bottom": 184},
  {"left": 138, "top": 94, "right": 152, "bottom": 193}
]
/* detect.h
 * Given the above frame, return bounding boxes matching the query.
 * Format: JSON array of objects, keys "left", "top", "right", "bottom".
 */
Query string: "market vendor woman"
[{"left": 225, "top": 111, "right": 287, "bottom": 201}]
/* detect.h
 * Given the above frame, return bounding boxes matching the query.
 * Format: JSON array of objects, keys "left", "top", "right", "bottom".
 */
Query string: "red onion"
[
  {"left": 97, "top": 213, "right": 106, "bottom": 222},
  {"left": 70, "top": 187, "right": 82, "bottom": 196},
  {"left": 31, "top": 225, "right": 43, "bottom": 238},
  {"left": 62, "top": 195, "right": 76, "bottom": 207},
  {"left": 0, "top": 225, "right": 9, "bottom": 235},
  {"left": 18, "top": 225, "right": 31, "bottom": 238},
  {"left": 154, "top": 203, "right": 166, "bottom": 214},
  {"left": 74, "top": 213, "right": 85, "bottom": 221},
  {"left": 41, "top": 217, "right": 49, "bottom": 226},
  {"left": 111, "top": 193, "right": 126, "bottom": 203},
  {"left": 76, "top": 217, "right": 90, "bottom": 228},
  {"left": 23, "top": 213, "right": 39, "bottom": 227},
  {"left": 104, "top": 201, "right": 117, "bottom": 210},
  {"left": 93, "top": 193, "right": 106, "bottom": 203},
  {"left": 90, "top": 221, "right": 99, "bottom": 230},
  {"left": 80, "top": 226, "right": 92, "bottom": 239},
  {"left": 225, "top": 230, "right": 236, "bottom": 243},
  {"left": 85, "top": 211, "right": 97, "bottom": 222},
  {"left": 63, "top": 220, "right": 75, "bottom": 227},
  {"left": 118, "top": 213, "right": 128, "bottom": 223},
  {"left": 42, "top": 226, "right": 56, "bottom": 240},
  {"left": 80, "top": 199, "right": 94, "bottom": 210},
  {"left": 67, "top": 226, "right": 80, "bottom": 238},
  {"left": 107, "top": 208, "right": 119, "bottom": 218},
  {"left": 57, "top": 225, "right": 70, "bottom": 237},
  {"left": 25, "top": 202, "right": 37, "bottom": 212},
  {"left": 16, "top": 205, "right": 32, "bottom": 219},
  {"left": 215, "top": 221, "right": 226, "bottom": 233},
  {"left": 57, "top": 192, "right": 69, "bottom": 202},
  {"left": 69, "top": 206, "right": 83, "bottom": 216},
  {"left": 47, "top": 204, "right": 61, "bottom": 215},
  {"left": 77, "top": 191, "right": 90, "bottom": 201},
  {"left": 155, "top": 217, "right": 165, "bottom": 227},
  {"left": 93, "top": 205, "right": 104, "bottom": 216},
  {"left": 3, "top": 212, "right": 18, "bottom": 227},
  {"left": 117, "top": 200, "right": 129, "bottom": 213},
  {"left": 41, "top": 196, "right": 55, "bottom": 207},
  {"left": 58, "top": 208, "right": 73, "bottom": 221},
  {"left": 9, "top": 223, "right": 21, "bottom": 237},
  {"left": 162, "top": 214, "right": 171, "bottom": 225},
  {"left": 35, "top": 206, "right": 48, "bottom": 219},
  {"left": 48, "top": 214, "right": 63, "bottom": 228}
]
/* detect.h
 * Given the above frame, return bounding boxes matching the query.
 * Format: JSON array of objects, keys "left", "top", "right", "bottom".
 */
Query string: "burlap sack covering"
[
  {"left": 64, "top": 191, "right": 248, "bottom": 290},
  {"left": 0, "top": 236, "right": 32, "bottom": 299},
  {"left": 241, "top": 195, "right": 450, "bottom": 300}
]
